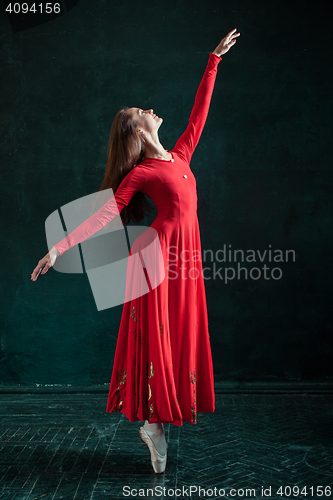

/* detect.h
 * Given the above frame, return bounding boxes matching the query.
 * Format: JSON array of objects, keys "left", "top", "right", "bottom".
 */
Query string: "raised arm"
[
  {"left": 31, "top": 166, "right": 146, "bottom": 280},
  {"left": 173, "top": 29, "right": 240, "bottom": 164},
  {"left": 172, "top": 53, "right": 222, "bottom": 163}
]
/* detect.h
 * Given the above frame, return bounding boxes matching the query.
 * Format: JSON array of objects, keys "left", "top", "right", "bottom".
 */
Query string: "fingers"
[
  {"left": 227, "top": 28, "right": 237, "bottom": 37},
  {"left": 224, "top": 29, "right": 240, "bottom": 50},
  {"left": 31, "top": 261, "right": 48, "bottom": 281},
  {"left": 31, "top": 252, "right": 55, "bottom": 281},
  {"left": 31, "top": 266, "right": 42, "bottom": 281},
  {"left": 227, "top": 29, "right": 240, "bottom": 41},
  {"left": 228, "top": 39, "right": 237, "bottom": 49},
  {"left": 41, "top": 263, "right": 52, "bottom": 275}
]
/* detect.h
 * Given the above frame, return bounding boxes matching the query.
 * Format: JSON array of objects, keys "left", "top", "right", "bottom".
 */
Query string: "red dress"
[{"left": 54, "top": 52, "right": 222, "bottom": 426}]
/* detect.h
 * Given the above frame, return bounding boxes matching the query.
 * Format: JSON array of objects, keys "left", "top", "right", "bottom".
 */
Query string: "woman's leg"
[{"left": 143, "top": 421, "right": 167, "bottom": 456}]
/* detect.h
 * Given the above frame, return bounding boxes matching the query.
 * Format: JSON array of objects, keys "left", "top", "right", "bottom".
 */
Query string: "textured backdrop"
[{"left": 0, "top": 0, "right": 332, "bottom": 386}]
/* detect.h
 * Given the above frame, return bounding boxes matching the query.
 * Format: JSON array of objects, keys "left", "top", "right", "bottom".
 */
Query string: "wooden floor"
[{"left": 0, "top": 392, "right": 332, "bottom": 499}]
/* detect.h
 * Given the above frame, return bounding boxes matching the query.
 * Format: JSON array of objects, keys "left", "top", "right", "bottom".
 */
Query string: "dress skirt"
[{"left": 105, "top": 211, "right": 215, "bottom": 426}]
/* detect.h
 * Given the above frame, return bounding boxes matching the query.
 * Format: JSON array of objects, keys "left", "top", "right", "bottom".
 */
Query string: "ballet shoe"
[{"left": 139, "top": 424, "right": 167, "bottom": 473}]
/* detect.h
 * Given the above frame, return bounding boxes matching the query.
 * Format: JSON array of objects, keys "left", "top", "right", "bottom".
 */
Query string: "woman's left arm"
[{"left": 173, "top": 29, "right": 240, "bottom": 164}]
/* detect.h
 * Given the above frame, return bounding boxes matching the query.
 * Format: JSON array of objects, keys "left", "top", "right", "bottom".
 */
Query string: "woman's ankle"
[{"left": 144, "top": 421, "right": 164, "bottom": 434}]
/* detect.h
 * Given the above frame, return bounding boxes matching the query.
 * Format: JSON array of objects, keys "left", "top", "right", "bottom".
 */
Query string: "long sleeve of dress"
[
  {"left": 172, "top": 52, "right": 222, "bottom": 164},
  {"left": 53, "top": 167, "right": 146, "bottom": 256}
]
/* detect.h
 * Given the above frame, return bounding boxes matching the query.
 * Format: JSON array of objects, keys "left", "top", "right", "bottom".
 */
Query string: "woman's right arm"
[{"left": 31, "top": 166, "right": 146, "bottom": 281}]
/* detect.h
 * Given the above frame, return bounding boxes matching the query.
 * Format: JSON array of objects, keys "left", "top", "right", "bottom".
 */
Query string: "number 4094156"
[{"left": 6, "top": 3, "right": 61, "bottom": 14}]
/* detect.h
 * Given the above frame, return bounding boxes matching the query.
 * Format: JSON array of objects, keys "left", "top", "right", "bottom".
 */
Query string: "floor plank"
[{"left": 0, "top": 393, "right": 332, "bottom": 499}]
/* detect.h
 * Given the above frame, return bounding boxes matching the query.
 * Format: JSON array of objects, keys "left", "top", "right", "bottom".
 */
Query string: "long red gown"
[{"left": 54, "top": 52, "right": 222, "bottom": 426}]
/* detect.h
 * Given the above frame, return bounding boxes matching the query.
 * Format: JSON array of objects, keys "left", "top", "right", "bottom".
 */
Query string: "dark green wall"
[{"left": 1, "top": 0, "right": 332, "bottom": 387}]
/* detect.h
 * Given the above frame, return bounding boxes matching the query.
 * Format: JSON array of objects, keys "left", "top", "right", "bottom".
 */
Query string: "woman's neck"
[{"left": 143, "top": 131, "right": 170, "bottom": 160}]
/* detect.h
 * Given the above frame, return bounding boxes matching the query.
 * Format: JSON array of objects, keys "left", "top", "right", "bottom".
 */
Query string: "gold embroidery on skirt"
[
  {"left": 111, "top": 395, "right": 123, "bottom": 413},
  {"left": 131, "top": 305, "right": 137, "bottom": 322},
  {"left": 190, "top": 369, "right": 196, "bottom": 385},
  {"left": 191, "top": 405, "right": 197, "bottom": 424},
  {"left": 145, "top": 364, "right": 154, "bottom": 418},
  {"left": 159, "top": 322, "right": 162, "bottom": 337},
  {"left": 134, "top": 327, "right": 137, "bottom": 341},
  {"left": 117, "top": 369, "right": 127, "bottom": 385},
  {"left": 148, "top": 361, "right": 154, "bottom": 378},
  {"left": 111, "top": 369, "right": 127, "bottom": 413},
  {"left": 148, "top": 403, "right": 154, "bottom": 421}
]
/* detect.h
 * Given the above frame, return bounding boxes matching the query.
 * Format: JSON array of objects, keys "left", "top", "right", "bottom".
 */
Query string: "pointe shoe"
[{"left": 139, "top": 424, "right": 167, "bottom": 473}]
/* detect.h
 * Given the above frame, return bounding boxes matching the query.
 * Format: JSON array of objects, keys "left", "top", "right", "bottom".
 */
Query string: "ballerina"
[{"left": 31, "top": 28, "right": 240, "bottom": 474}]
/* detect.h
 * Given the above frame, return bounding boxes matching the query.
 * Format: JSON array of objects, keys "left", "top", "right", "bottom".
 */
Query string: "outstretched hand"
[
  {"left": 212, "top": 28, "right": 240, "bottom": 57},
  {"left": 31, "top": 246, "right": 59, "bottom": 281}
]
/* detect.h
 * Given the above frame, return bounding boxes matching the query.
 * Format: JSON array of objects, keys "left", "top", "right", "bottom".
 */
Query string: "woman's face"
[{"left": 127, "top": 108, "right": 163, "bottom": 134}]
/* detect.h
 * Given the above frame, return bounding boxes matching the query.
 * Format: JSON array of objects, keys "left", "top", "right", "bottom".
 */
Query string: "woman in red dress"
[{"left": 31, "top": 29, "right": 240, "bottom": 473}]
